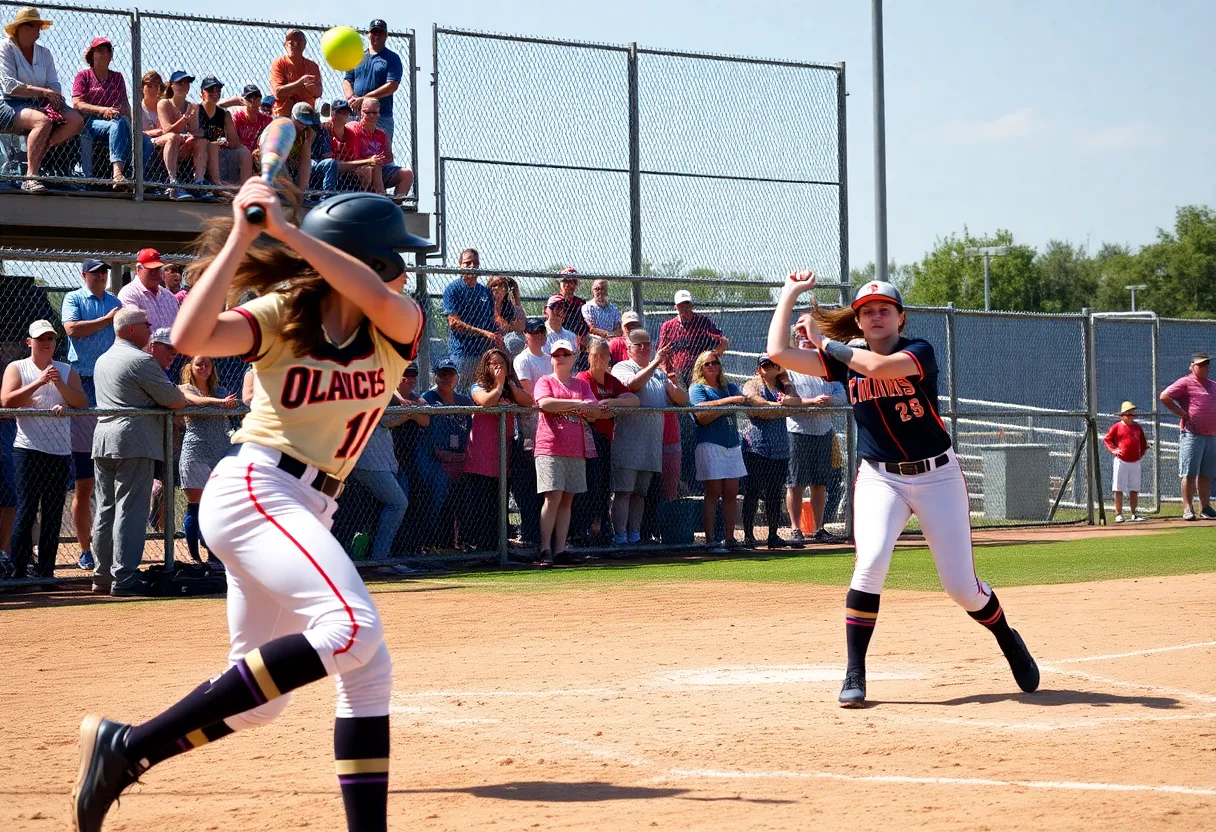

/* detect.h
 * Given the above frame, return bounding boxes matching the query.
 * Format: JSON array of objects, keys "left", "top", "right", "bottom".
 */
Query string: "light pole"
[
  {"left": 1125, "top": 284, "right": 1148, "bottom": 312},
  {"left": 963, "top": 245, "right": 1010, "bottom": 311},
  {"left": 872, "top": 0, "right": 888, "bottom": 282}
]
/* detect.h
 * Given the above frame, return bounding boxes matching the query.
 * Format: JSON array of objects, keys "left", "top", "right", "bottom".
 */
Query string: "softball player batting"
[
  {"left": 766, "top": 271, "right": 1039, "bottom": 707},
  {"left": 72, "top": 180, "right": 427, "bottom": 831}
]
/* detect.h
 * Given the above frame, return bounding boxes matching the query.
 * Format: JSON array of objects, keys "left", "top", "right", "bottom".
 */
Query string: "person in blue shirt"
[
  {"left": 688, "top": 350, "right": 748, "bottom": 552},
  {"left": 61, "top": 258, "right": 122, "bottom": 572},
  {"left": 341, "top": 19, "right": 403, "bottom": 142},
  {"left": 421, "top": 358, "right": 473, "bottom": 548},
  {"left": 442, "top": 248, "right": 498, "bottom": 391},
  {"left": 766, "top": 271, "right": 1039, "bottom": 709}
]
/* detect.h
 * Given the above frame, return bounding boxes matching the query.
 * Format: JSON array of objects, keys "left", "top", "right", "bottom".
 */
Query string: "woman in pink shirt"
[
  {"left": 467, "top": 348, "right": 532, "bottom": 551},
  {"left": 533, "top": 339, "right": 602, "bottom": 564}
]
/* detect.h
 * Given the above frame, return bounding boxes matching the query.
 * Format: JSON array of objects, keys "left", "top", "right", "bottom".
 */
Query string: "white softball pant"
[
  {"left": 199, "top": 444, "right": 393, "bottom": 730},
  {"left": 850, "top": 448, "right": 989, "bottom": 611}
]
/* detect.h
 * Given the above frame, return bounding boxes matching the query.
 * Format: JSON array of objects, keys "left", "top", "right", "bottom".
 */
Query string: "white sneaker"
[
  {"left": 1183, "top": 507, "right": 1197, "bottom": 521},
  {"left": 1130, "top": 514, "right": 1146, "bottom": 522},
  {"left": 1114, "top": 514, "right": 1125, "bottom": 523}
]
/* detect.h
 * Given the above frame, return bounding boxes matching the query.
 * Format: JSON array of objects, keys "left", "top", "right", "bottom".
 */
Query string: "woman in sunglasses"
[{"left": 688, "top": 350, "right": 747, "bottom": 552}]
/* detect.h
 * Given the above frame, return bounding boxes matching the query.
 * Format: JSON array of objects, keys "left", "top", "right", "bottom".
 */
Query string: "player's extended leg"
[
  {"left": 911, "top": 455, "right": 1039, "bottom": 694},
  {"left": 839, "top": 462, "right": 913, "bottom": 707}
]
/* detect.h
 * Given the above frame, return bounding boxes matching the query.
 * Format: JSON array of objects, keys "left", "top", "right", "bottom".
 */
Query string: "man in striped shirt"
[{"left": 117, "top": 249, "right": 179, "bottom": 332}]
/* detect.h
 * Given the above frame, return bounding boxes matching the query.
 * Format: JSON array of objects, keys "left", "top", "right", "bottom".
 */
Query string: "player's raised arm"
[{"left": 766, "top": 270, "right": 827, "bottom": 377}]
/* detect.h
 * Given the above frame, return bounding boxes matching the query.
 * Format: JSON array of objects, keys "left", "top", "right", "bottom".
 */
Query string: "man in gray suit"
[{"left": 91, "top": 307, "right": 186, "bottom": 596}]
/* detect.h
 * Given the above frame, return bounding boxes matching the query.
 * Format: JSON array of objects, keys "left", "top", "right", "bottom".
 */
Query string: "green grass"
[{"left": 436, "top": 528, "right": 1216, "bottom": 593}]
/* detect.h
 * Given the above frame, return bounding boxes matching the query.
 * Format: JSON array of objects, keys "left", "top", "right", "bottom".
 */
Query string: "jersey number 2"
[
  {"left": 895, "top": 398, "right": 924, "bottom": 422},
  {"left": 335, "top": 408, "right": 383, "bottom": 459}
]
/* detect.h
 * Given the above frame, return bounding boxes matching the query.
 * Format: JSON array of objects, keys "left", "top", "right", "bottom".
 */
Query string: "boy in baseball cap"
[{"left": 1103, "top": 401, "right": 1148, "bottom": 522}]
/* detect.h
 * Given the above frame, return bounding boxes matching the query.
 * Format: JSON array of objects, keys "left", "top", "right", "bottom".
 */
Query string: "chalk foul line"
[{"left": 1048, "top": 641, "right": 1216, "bottom": 665}]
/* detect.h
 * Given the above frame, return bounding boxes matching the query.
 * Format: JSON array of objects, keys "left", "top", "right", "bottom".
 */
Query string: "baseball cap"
[
  {"left": 332, "top": 97, "right": 352, "bottom": 114},
  {"left": 84, "top": 36, "right": 111, "bottom": 62},
  {"left": 167, "top": 70, "right": 193, "bottom": 85},
  {"left": 549, "top": 339, "right": 575, "bottom": 355},
  {"left": 368, "top": 18, "right": 388, "bottom": 32},
  {"left": 150, "top": 327, "right": 174, "bottom": 346},
  {"left": 136, "top": 248, "right": 165, "bottom": 269},
  {"left": 403, "top": 364, "right": 419, "bottom": 376},
  {"left": 757, "top": 352, "right": 776, "bottom": 367},
  {"left": 28, "top": 320, "right": 55, "bottom": 339},
  {"left": 241, "top": 84, "right": 262, "bottom": 99},
  {"left": 285, "top": 28, "right": 305, "bottom": 40},
  {"left": 1193, "top": 352, "right": 1210, "bottom": 365},
  {"left": 851, "top": 280, "right": 904, "bottom": 312},
  {"left": 291, "top": 101, "right": 320, "bottom": 128},
  {"left": 113, "top": 306, "right": 148, "bottom": 330},
  {"left": 433, "top": 357, "right": 458, "bottom": 374},
  {"left": 200, "top": 76, "right": 223, "bottom": 91},
  {"left": 1120, "top": 401, "right": 1137, "bottom": 414},
  {"left": 627, "top": 328, "right": 652, "bottom": 344},
  {"left": 673, "top": 289, "right": 693, "bottom": 305},
  {"left": 558, "top": 267, "right": 578, "bottom": 281},
  {"left": 546, "top": 294, "right": 566, "bottom": 309},
  {"left": 621, "top": 310, "right": 641, "bottom": 327},
  {"left": 261, "top": 94, "right": 276, "bottom": 108},
  {"left": 524, "top": 316, "right": 545, "bottom": 333},
  {"left": 81, "top": 258, "right": 108, "bottom": 273}
]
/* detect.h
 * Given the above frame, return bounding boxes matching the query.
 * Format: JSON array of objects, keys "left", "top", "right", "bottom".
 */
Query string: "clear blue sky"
[{"left": 87, "top": 0, "right": 1216, "bottom": 268}]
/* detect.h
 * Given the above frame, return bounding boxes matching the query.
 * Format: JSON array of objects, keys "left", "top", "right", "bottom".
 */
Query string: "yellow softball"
[{"left": 321, "top": 26, "right": 364, "bottom": 72}]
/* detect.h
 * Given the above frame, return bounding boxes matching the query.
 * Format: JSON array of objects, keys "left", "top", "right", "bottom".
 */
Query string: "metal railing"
[{"left": 0, "top": 0, "right": 418, "bottom": 203}]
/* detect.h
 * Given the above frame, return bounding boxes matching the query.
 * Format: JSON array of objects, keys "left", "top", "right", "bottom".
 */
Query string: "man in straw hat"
[
  {"left": 2, "top": 6, "right": 84, "bottom": 191},
  {"left": 1103, "top": 401, "right": 1149, "bottom": 523}
]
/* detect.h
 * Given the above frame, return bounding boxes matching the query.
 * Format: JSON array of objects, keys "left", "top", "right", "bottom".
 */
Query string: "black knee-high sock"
[
  {"left": 125, "top": 634, "right": 327, "bottom": 768},
  {"left": 968, "top": 592, "right": 1019, "bottom": 655},
  {"left": 845, "top": 589, "right": 880, "bottom": 675},
  {"left": 141, "top": 718, "right": 235, "bottom": 768},
  {"left": 335, "top": 715, "right": 390, "bottom": 832}
]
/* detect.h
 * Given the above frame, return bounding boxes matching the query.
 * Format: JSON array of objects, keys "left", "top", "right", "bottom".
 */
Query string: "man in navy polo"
[
  {"left": 341, "top": 19, "right": 404, "bottom": 143},
  {"left": 61, "top": 258, "right": 122, "bottom": 572},
  {"left": 442, "top": 248, "right": 498, "bottom": 392}
]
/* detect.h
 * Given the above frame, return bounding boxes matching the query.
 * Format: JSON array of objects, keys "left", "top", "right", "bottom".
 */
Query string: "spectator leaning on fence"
[
  {"left": 92, "top": 306, "right": 187, "bottom": 597},
  {"left": 610, "top": 328, "right": 687, "bottom": 546},
  {"left": 1160, "top": 351, "right": 1216, "bottom": 521},
  {"left": 659, "top": 289, "right": 729, "bottom": 385},
  {"left": 442, "top": 248, "right": 497, "bottom": 391},
  {"left": 573, "top": 337, "right": 638, "bottom": 546},
  {"left": 0, "top": 320, "right": 88, "bottom": 584},
  {"left": 608, "top": 310, "right": 642, "bottom": 364},
  {"left": 1, "top": 6, "right": 84, "bottom": 192},
  {"left": 689, "top": 349, "right": 748, "bottom": 552},
  {"left": 741, "top": 353, "right": 802, "bottom": 549},
  {"left": 177, "top": 355, "right": 237, "bottom": 564},
  {"left": 342, "top": 19, "right": 402, "bottom": 142},
  {"left": 62, "top": 258, "right": 121, "bottom": 572},
  {"left": 512, "top": 317, "right": 551, "bottom": 551},
  {"left": 197, "top": 76, "right": 252, "bottom": 185},
  {"left": 784, "top": 335, "right": 847, "bottom": 545},
  {"left": 118, "top": 248, "right": 180, "bottom": 331},
  {"left": 467, "top": 348, "right": 532, "bottom": 552},
  {"left": 72, "top": 37, "right": 152, "bottom": 188},
  {"left": 1103, "top": 400, "right": 1149, "bottom": 523},
  {"left": 534, "top": 339, "right": 601, "bottom": 565},
  {"left": 582, "top": 279, "right": 622, "bottom": 339},
  {"left": 270, "top": 28, "right": 322, "bottom": 118},
  {"left": 157, "top": 71, "right": 211, "bottom": 197}
]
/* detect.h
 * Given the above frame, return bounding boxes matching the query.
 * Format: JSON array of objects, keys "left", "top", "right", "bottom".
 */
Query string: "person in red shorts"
[{"left": 1103, "top": 401, "right": 1148, "bottom": 522}]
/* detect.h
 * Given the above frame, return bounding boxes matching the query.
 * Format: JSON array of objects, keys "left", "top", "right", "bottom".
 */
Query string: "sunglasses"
[
  {"left": 551, "top": 352, "right": 573, "bottom": 358},
  {"left": 704, "top": 360, "right": 721, "bottom": 367},
  {"left": 758, "top": 362, "right": 776, "bottom": 369}
]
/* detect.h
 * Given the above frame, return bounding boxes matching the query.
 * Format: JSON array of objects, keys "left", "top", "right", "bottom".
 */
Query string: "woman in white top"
[
  {"left": 0, "top": 319, "right": 87, "bottom": 580},
  {"left": 156, "top": 69, "right": 209, "bottom": 193},
  {"left": 1, "top": 7, "right": 84, "bottom": 191},
  {"left": 139, "top": 70, "right": 186, "bottom": 198}
]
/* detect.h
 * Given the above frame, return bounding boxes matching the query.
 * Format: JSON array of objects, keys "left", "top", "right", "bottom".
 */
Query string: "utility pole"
[
  {"left": 871, "top": 0, "right": 888, "bottom": 282},
  {"left": 963, "top": 245, "right": 1010, "bottom": 311}
]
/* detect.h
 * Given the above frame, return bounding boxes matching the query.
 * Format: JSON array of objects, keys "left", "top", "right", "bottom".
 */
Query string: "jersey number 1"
[
  {"left": 336, "top": 408, "right": 382, "bottom": 459},
  {"left": 895, "top": 398, "right": 924, "bottom": 422}
]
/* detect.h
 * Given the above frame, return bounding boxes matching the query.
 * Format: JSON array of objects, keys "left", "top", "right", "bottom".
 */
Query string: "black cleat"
[
  {"left": 838, "top": 671, "right": 867, "bottom": 708},
  {"left": 73, "top": 715, "right": 140, "bottom": 832},
  {"left": 1004, "top": 629, "right": 1040, "bottom": 693}
]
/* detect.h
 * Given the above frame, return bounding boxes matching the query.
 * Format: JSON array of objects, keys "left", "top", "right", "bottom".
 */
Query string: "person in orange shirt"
[
  {"left": 1103, "top": 401, "right": 1149, "bottom": 522},
  {"left": 268, "top": 28, "right": 322, "bottom": 117}
]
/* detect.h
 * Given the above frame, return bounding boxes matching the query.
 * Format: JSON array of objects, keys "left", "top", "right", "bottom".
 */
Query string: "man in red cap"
[{"left": 117, "top": 249, "right": 179, "bottom": 332}]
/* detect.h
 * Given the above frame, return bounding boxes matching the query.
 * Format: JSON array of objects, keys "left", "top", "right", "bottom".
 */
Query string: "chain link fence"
[{"left": 0, "top": 0, "right": 417, "bottom": 202}]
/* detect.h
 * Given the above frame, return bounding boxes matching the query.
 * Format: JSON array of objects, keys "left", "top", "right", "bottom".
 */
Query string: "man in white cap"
[
  {"left": 658, "top": 289, "right": 728, "bottom": 385},
  {"left": 146, "top": 326, "right": 177, "bottom": 376},
  {"left": 91, "top": 307, "right": 187, "bottom": 596},
  {"left": 609, "top": 310, "right": 642, "bottom": 364}
]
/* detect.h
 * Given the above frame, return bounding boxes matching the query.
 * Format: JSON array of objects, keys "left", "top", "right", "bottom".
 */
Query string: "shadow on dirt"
[{"left": 880, "top": 688, "right": 1182, "bottom": 709}]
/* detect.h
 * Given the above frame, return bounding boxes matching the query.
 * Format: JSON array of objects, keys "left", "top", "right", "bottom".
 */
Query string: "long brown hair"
[
  {"left": 804, "top": 297, "right": 907, "bottom": 343},
  {"left": 473, "top": 348, "right": 520, "bottom": 402},
  {"left": 186, "top": 203, "right": 331, "bottom": 358}
]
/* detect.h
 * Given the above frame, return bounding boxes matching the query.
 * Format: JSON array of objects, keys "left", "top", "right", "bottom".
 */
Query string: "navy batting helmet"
[
  {"left": 300, "top": 193, "right": 435, "bottom": 282},
  {"left": 851, "top": 280, "right": 903, "bottom": 312}
]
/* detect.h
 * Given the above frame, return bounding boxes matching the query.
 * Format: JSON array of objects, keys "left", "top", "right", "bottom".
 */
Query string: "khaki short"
[{"left": 611, "top": 465, "right": 654, "bottom": 495}]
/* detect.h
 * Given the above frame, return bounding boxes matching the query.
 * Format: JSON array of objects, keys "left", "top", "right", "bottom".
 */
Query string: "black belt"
[
  {"left": 873, "top": 453, "right": 950, "bottom": 476},
  {"left": 275, "top": 452, "right": 345, "bottom": 499}
]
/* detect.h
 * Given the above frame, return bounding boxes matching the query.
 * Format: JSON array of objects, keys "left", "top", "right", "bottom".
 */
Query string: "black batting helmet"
[{"left": 299, "top": 193, "right": 435, "bottom": 282}]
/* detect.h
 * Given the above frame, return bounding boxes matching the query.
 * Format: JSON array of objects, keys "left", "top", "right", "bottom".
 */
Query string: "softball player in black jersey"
[{"left": 767, "top": 271, "right": 1039, "bottom": 707}]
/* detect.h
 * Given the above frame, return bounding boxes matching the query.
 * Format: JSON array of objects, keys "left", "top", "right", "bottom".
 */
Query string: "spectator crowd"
[{"left": 2, "top": 8, "right": 413, "bottom": 200}]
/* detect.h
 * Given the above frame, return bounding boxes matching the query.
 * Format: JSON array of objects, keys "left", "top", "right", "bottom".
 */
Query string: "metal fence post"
[
  {"left": 945, "top": 302, "right": 958, "bottom": 450},
  {"left": 163, "top": 412, "right": 175, "bottom": 568},
  {"left": 431, "top": 24, "right": 442, "bottom": 255},
  {"left": 1151, "top": 315, "right": 1161, "bottom": 513},
  {"left": 408, "top": 29, "right": 419, "bottom": 201},
  {"left": 627, "top": 42, "right": 644, "bottom": 320},
  {"left": 497, "top": 410, "right": 509, "bottom": 565},
  {"left": 415, "top": 258, "right": 431, "bottom": 390},
  {"left": 1081, "top": 307, "right": 1096, "bottom": 523},
  {"left": 131, "top": 8, "right": 143, "bottom": 201},
  {"left": 836, "top": 61, "right": 849, "bottom": 306},
  {"left": 844, "top": 408, "right": 855, "bottom": 540}
]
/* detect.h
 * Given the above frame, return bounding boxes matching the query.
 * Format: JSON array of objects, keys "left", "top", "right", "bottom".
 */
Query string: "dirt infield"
[{"left": 3, "top": 571, "right": 1214, "bottom": 831}]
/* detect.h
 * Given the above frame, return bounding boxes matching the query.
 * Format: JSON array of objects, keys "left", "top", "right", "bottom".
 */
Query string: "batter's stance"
[
  {"left": 766, "top": 271, "right": 1039, "bottom": 707},
  {"left": 72, "top": 180, "right": 426, "bottom": 831}
]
